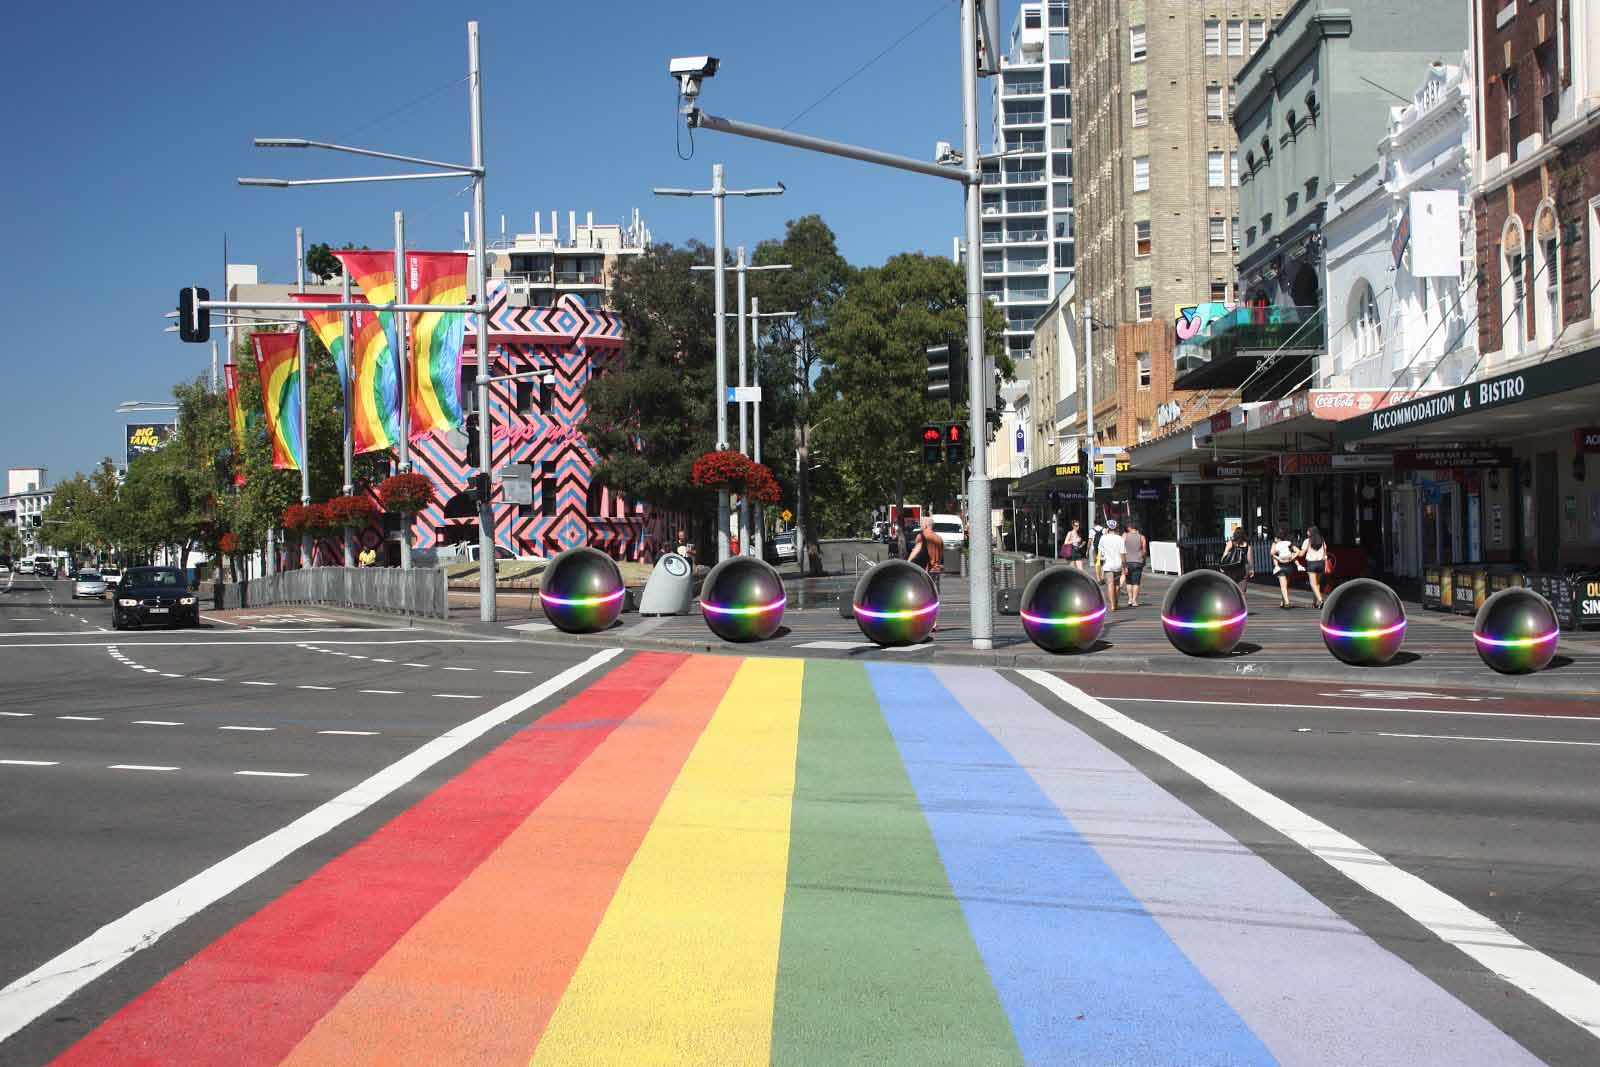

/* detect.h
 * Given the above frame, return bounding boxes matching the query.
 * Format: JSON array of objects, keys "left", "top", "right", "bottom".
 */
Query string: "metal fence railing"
[{"left": 214, "top": 566, "right": 450, "bottom": 619}]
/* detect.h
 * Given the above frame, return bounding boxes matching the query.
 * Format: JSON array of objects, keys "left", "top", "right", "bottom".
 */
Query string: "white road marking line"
[
  {"left": 1376, "top": 731, "right": 1600, "bottom": 748},
  {"left": 296, "top": 685, "right": 335, "bottom": 691},
  {"left": 372, "top": 658, "right": 395, "bottom": 663},
  {"left": 493, "top": 669, "right": 531, "bottom": 675},
  {"left": 200, "top": 614, "right": 244, "bottom": 626},
  {"left": 140, "top": 668, "right": 161, "bottom": 674},
  {"left": 505, "top": 621, "right": 556, "bottom": 632},
  {"left": 359, "top": 689, "right": 402, "bottom": 695},
  {"left": 0, "top": 759, "right": 57, "bottom": 767},
  {"left": 240, "top": 681, "right": 277, "bottom": 687},
  {"left": 441, "top": 666, "right": 474, "bottom": 672},
  {"left": 1102, "top": 695, "right": 1600, "bottom": 723},
  {"left": 133, "top": 721, "right": 184, "bottom": 727},
  {"left": 318, "top": 730, "right": 379, "bottom": 736},
  {"left": 345, "top": 655, "right": 368, "bottom": 660},
  {"left": 161, "top": 673, "right": 184, "bottom": 679},
  {"left": 109, "top": 764, "right": 179, "bottom": 772},
  {"left": 0, "top": 646, "right": 621, "bottom": 1043},
  {"left": 434, "top": 694, "right": 482, "bottom": 700},
  {"left": 884, "top": 643, "right": 935, "bottom": 653},
  {"left": 0, "top": 712, "right": 32, "bottom": 718},
  {"left": 234, "top": 770, "right": 306, "bottom": 778},
  {"left": 795, "top": 639, "right": 873, "bottom": 650},
  {"left": 56, "top": 716, "right": 102, "bottom": 722},
  {"left": 403, "top": 663, "right": 429, "bottom": 668},
  {"left": 195, "top": 677, "right": 224, "bottom": 682},
  {"left": 1022, "top": 669, "right": 1600, "bottom": 1043},
  {"left": 219, "top": 726, "right": 275, "bottom": 732},
  {"left": 0, "top": 636, "right": 513, "bottom": 648}
]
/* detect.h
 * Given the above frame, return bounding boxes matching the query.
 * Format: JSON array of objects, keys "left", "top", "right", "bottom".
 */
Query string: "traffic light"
[
  {"left": 925, "top": 339, "right": 966, "bottom": 403},
  {"left": 944, "top": 422, "right": 966, "bottom": 464},
  {"left": 921, "top": 425, "right": 944, "bottom": 464},
  {"left": 468, "top": 472, "right": 493, "bottom": 504},
  {"left": 177, "top": 287, "right": 210, "bottom": 343},
  {"left": 463, "top": 412, "right": 480, "bottom": 461}
]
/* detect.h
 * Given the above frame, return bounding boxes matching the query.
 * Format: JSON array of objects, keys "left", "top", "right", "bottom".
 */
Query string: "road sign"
[
  {"left": 501, "top": 463, "right": 533, "bottom": 505},
  {"left": 726, "top": 386, "right": 763, "bottom": 402},
  {"left": 781, "top": 509, "right": 793, "bottom": 523}
]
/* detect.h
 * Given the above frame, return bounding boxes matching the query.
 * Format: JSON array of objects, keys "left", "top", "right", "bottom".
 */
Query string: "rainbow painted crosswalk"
[{"left": 58, "top": 654, "right": 1540, "bottom": 1066}]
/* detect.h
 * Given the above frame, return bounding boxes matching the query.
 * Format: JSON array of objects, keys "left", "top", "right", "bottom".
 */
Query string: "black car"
[{"left": 112, "top": 567, "right": 200, "bottom": 630}]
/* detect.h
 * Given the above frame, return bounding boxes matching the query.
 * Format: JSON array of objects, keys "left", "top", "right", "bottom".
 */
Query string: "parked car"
[
  {"left": 35, "top": 561, "right": 54, "bottom": 579},
  {"left": 112, "top": 567, "right": 200, "bottom": 630},
  {"left": 100, "top": 567, "right": 122, "bottom": 587},
  {"left": 18, "top": 559, "right": 34, "bottom": 574},
  {"left": 73, "top": 571, "right": 108, "bottom": 599},
  {"left": 930, "top": 514, "right": 966, "bottom": 549}
]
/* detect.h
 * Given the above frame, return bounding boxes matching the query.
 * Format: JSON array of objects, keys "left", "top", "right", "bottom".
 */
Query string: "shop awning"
[{"left": 1336, "top": 347, "right": 1600, "bottom": 446}]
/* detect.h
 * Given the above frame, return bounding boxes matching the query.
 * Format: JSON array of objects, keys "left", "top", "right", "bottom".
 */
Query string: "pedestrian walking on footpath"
[
  {"left": 1122, "top": 520, "right": 1146, "bottom": 607},
  {"left": 1271, "top": 524, "right": 1302, "bottom": 609},
  {"left": 907, "top": 517, "right": 944, "bottom": 630},
  {"left": 1098, "top": 519, "right": 1127, "bottom": 611},
  {"left": 1300, "top": 525, "right": 1328, "bottom": 608},
  {"left": 1220, "top": 526, "right": 1253, "bottom": 608},
  {"left": 1061, "top": 518, "right": 1086, "bottom": 571}
]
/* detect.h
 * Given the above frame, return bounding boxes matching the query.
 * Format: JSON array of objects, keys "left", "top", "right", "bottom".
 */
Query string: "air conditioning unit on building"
[{"left": 506, "top": 287, "right": 532, "bottom": 307}]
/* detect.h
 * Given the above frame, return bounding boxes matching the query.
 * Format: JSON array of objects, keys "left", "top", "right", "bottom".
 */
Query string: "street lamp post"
[
  {"left": 654, "top": 166, "right": 783, "bottom": 563},
  {"left": 295, "top": 227, "right": 312, "bottom": 568},
  {"left": 750, "top": 298, "right": 797, "bottom": 558}
]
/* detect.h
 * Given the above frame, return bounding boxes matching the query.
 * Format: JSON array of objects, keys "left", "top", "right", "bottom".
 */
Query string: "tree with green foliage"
[
  {"left": 37, "top": 460, "right": 120, "bottom": 561},
  {"left": 811, "top": 252, "right": 1005, "bottom": 534},
  {"left": 581, "top": 242, "right": 721, "bottom": 550}
]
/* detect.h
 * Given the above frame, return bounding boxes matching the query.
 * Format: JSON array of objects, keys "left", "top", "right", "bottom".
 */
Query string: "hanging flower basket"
[
  {"left": 281, "top": 503, "right": 312, "bottom": 535},
  {"left": 328, "top": 493, "right": 380, "bottom": 528},
  {"left": 691, "top": 450, "right": 782, "bottom": 505},
  {"left": 219, "top": 531, "right": 240, "bottom": 555},
  {"left": 305, "top": 502, "right": 342, "bottom": 537},
  {"left": 378, "top": 472, "right": 436, "bottom": 514}
]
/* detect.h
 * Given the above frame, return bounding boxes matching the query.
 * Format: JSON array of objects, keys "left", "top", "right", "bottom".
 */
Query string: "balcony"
[
  {"left": 1002, "top": 108, "right": 1046, "bottom": 126},
  {"left": 1005, "top": 168, "right": 1046, "bottom": 185},
  {"left": 554, "top": 269, "right": 605, "bottom": 286},
  {"left": 1003, "top": 200, "right": 1047, "bottom": 217},
  {"left": 1172, "top": 304, "right": 1326, "bottom": 395},
  {"left": 1003, "top": 80, "right": 1045, "bottom": 97}
]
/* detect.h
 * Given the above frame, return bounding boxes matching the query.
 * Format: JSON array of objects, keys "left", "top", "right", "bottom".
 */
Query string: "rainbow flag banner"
[
  {"left": 290, "top": 292, "right": 348, "bottom": 406},
  {"left": 251, "top": 331, "right": 302, "bottom": 471},
  {"left": 333, "top": 250, "right": 400, "bottom": 379},
  {"left": 223, "top": 363, "right": 246, "bottom": 484},
  {"left": 349, "top": 299, "right": 401, "bottom": 454},
  {"left": 56, "top": 656, "right": 1537, "bottom": 1066},
  {"left": 405, "top": 251, "right": 468, "bottom": 438}
]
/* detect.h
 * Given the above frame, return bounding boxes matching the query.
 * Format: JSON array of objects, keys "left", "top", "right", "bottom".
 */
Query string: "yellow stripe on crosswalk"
[{"left": 531, "top": 657, "right": 805, "bottom": 1066}]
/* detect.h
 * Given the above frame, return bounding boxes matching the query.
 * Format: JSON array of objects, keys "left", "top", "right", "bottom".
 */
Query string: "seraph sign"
[{"left": 126, "top": 423, "right": 176, "bottom": 465}]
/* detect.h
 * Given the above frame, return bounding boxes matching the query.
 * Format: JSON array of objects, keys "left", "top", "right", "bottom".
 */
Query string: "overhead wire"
[{"left": 782, "top": 0, "right": 955, "bottom": 130}]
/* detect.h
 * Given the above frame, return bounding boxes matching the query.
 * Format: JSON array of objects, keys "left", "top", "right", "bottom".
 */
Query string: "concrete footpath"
[{"left": 340, "top": 565, "right": 1600, "bottom": 697}]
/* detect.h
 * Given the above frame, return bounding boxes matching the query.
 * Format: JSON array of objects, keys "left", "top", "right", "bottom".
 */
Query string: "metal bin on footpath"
[
  {"left": 1451, "top": 566, "right": 1486, "bottom": 616},
  {"left": 1421, "top": 566, "right": 1444, "bottom": 611}
]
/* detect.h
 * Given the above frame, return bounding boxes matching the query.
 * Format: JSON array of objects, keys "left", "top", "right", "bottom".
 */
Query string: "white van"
[{"left": 930, "top": 514, "right": 965, "bottom": 548}]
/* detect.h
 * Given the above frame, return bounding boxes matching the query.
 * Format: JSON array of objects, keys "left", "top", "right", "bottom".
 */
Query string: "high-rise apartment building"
[
  {"left": 1070, "top": 0, "right": 1283, "bottom": 448},
  {"left": 981, "top": 0, "right": 1074, "bottom": 365}
]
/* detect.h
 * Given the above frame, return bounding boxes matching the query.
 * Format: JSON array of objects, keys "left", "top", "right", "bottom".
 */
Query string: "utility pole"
[
  {"left": 750, "top": 297, "right": 797, "bottom": 559},
  {"left": 295, "top": 226, "right": 312, "bottom": 567},
  {"left": 468, "top": 21, "right": 496, "bottom": 623},
  {"left": 653, "top": 167, "right": 784, "bottom": 563},
  {"left": 341, "top": 268, "right": 355, "bottom": 569},
  {"left": 1083, "top": 298, "right": 1097, "bottom": 535},
  {"left": 394, "top": 211, "right": 412, "bottom": 572}
]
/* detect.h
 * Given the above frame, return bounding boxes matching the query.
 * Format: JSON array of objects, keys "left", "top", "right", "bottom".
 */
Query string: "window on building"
[
  {"left": 1229, "top": 85, "right": 1237, "bottom": 115},
  {"left": 515, "top": 379, "right": 535, "bottom": 414},
  {"left": 1050, "top": 62, "right": 1067, "bottom": 90},
  {"left": 1348, "top": 280, "right": 1384, "bottom": 363},
  {"left": 540, "top": 460, "right": 558, "bottom": 517},
  {"left": 1134, "top": 220, "right": 1152, "bottom": 256},
  {"left": 1533, "top": 207, "right": 1561, "bottom": 348},
  {"left": 1132, "top": 91, "right": 1148, "bottom": 127},
  {"left": 1052, "top": 151, "right": 1070, "bottom": 177},
  {"left": 1209, "top": 217, "right": 1227, "bottom": 252},
  {"left": 1054, "top": 241, "right": 1076, "bottom": 269},
  {"left": 1133, "top": 156, "right": 1150, "bottom": 191},
  {"left": 1050, "top": 33, "right": 1069, "bottom": 60},
  {"left": 1136, "top": 286, "right": 1153, "bottom": 321},
  {"left": 1051, "top": 123, "right": 1071, "bottom": 149},
  {"left": 1137, "top": 351, "right": 1151, "bottom": 388},
  {"left": 1207, "top": 150, "right": 1225, "bottom": 188},
  {"left": 1230, "top": 150, "right": 1239, "bottom": 186},
  {"left": 1538, "top": 42, "right": 1559, "bottom": 138},
  {"left": 1210, "top": 280, "right": 1230, "bottom": 303},
  {"left": 1227, "top": 19, "right": 1244, "bottom": 55},
  {"left": 1051, "top": 93, "right": 1069, "bottom": 119},
  {"left": 1204, "top": 19, "right": 1221, "bottom": 56},
  {"left": 1505, "top": 70, "right": 1521, "bottom": 163},
  {"left": 1049, "top": 2, "right": 1068, "bottom": 29},
  {"left": 1248, "top": 18, "right": 1266, "bottom": 54},
  {"left": 1207, "top": 85, "right": 1224, "bottom": 120},
  {"left": 1137, "top": 418, "right": 1153, "bottom": 442},
  {"left": 1025, "top": 8, "right": 1041, "bottom": 29},
  {"left": 1246, "top": 225, "right": 1256, "bottom": 247},
  {"left": 1130, "top": 25, "right": 1147, "bottom": 63},
  {"left": 1052, "top": 182, "right": 1073, "bottom": 208}
]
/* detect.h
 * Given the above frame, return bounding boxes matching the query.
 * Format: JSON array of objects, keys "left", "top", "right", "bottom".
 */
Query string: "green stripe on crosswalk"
[{"left": 770, "top": 661, "right": 1021, "bottom": 1066}]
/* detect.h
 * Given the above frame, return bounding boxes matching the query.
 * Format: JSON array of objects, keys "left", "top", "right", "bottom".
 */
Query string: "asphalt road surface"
[{"left": 2, "top": 572, "right": 1597, "bottom": 1064}]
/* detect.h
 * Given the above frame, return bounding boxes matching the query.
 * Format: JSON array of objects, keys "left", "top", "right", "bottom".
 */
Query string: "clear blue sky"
[{"left": 0, "top": 0, "right": 1008, "bottom": 483}]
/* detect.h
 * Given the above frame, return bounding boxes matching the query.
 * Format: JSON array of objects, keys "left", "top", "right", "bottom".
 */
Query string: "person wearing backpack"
[
  {"left": 1219, "top": 526, "right": 1253, "bottom": 602},
  {"left": 1300, "top": 524, "right": 1329, "bottom": 608},
  {"left": 1270, "top": 524, "right": 1302, "bottom": 609}
]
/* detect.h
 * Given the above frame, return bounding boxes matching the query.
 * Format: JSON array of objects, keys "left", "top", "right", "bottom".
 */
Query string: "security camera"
[{"left": 669, "top": 56, "right": 720, "bottom": 99}]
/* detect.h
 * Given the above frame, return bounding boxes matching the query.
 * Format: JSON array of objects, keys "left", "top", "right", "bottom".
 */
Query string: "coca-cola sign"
[{"left": 1308, "top": 389, "right": 1426, "bottom": 419}]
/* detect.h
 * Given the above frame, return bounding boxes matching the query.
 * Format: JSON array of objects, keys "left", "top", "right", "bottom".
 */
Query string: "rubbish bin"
[
  {"left": 1438, "top": 566, "right": 1455, "bottom": 612},
  {"left": 1421, "top": 566, "right": 1443, "bottom": 611},
  {"left": 1452, "top": 566, "right": 1485, "bottom": 615}
]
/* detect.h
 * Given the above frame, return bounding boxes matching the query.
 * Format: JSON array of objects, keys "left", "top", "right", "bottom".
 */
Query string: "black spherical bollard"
[
  {"left": 538, "top": 547, "right": 625, "bottom": 634},
  {"left": 852, "top": 560, "right": 939, "bottom": 647},
  {"left": 1319, "top": 578, "right": 1407, "bottom": 666},
  {"left": 700, "top": 556, "right": 786, "bottom": 642},
  {"left": 1020, "top": 565, "right": 1107, "bottom": 654},
  {"left": 1160, "top": 568, "right": 1248, "bottom": 657},
  {"left": 1473, "top": 587, "right": 1560, "bottom": 674}
]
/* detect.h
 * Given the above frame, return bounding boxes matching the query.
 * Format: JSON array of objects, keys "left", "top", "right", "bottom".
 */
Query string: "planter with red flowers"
[
  {"left": 691, "top": 450, "right": 782, "bottom": 504},
  {"left": 377, "top": 473, "right": 436, "bottom": 515},
  {"left": 328, "top": 493, "right": 380, "bottom": 529},
  {"left": 281, "top": 503, "right": 312, "bottom": 536}
]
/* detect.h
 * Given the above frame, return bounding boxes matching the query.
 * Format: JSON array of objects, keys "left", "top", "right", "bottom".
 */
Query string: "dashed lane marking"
[
  {"left": 195, "top": 677, "right": 224, "bottom": 682},
  {"left": 318, "top": 730, "right": 379, "bottom": 736},
  {"left": 133, "top": 720, "right": 184, "bottom": 727},
  {"left": 359, "top": 689, "right": 402, "bottom": 695},
  {"left": 0, "top": 712, "right": 32, "bottom": 718},
  {"left": 57, "top": 716, "right": 102, "bottom": 722},
  {"left": 1101, "top": 695, "right": 1600, "bottom": 723},
  {"left": 434, "top": 694, "right": 482, "bottom": 700},
  {"left": 218, "top": 726, "right": 275, "bottom": 732},
  {"left": 403, "top": 663, "right": 429, "bottom": 668},
  {"left": 1377, "top": 731, "right": 1600, "bottom": 748},
  {"left": 233, "top": 770, "right": 307, "bottom": 778},
  {"left": 0, "top": 759, "right": 58, "bottom": 767},
  {"left": 240, "top": 681, "right": 277, "bottom": 687},
  {"left": 494, "top": 669, "right": 531, "bottom": 675},
  {"left": 296, "top": 685, "right": 335, "bottom": 691},
  {"left": 160, "top": 673, "right": 183, "bottom": 678},
  {"left": 109, "top": 765, "right": 179, "bottom": 772},
  {"left": 441, "top": 667, "right": 475, "bottom": 672}
]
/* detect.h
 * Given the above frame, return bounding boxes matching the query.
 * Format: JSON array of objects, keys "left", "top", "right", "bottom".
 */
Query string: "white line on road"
[
  {"left": 195, "top": 677, "right": 224, "bottom": 682},
  {"left": 372, "top": 658, "right": 395, "bottom": 663},
  {"left": 1022, "top": 669, "right": 1600, "bottom": 1043},
  {"left": 318, "top": 730, "right": 379, "bottom": 736},
  {"left": 109, "top": 765, "right": 179, "bottom": 772},
  {"left": 200, "top": 614, "right": 244, "bottom": 626},
  {"left": 1101, "top": 695, "right": 1600, "bottom": 723},
  {"left": 359, "top": 689, "right": 402, "bottom": 695},
  {"left": 1377, "top": 731, "right": 1600, "bottom": 748},
  {"left": 403, "top": 663, "right": 429, "bottom": 668},
  {"left": 441, "top": 666, "right": 474, "bottom": 672},
  {"left": 0, "top": 759, "right": 57, "bottom": 766},
  {"left": 0, "top": 712, "right": 32, "bottom": 718},
  {"left": 133, "top": 721, "right": 184, "bottom": 727},
  {"left": 56, "top": 716, "right": 102, "bottom": 722},
  {"left": 0, "top": 646, "right": 621, "bottom": 1042},
  {"left": 434, "top": 694, "right": 481, "bottom": 700},
  {"left": 296, "top": 685, "right": 335, "bottom": 691},
  {"left": 234, "top": 770, "right": 306, "bottom": 778},
  {"left": 219, "top": 726, "right": 275, "bottom": 732},
  {"left": 0, "top": 637, "right": 514, "bottom": 649},
  {"left": 494, "top": 669, "right": 531, "bottom": 675},
  {"left": 161, "top": 673, "right": 184, "bottom": 679},
  {"left": 240, "top": 681, "right": 276, "bottom": 687}
]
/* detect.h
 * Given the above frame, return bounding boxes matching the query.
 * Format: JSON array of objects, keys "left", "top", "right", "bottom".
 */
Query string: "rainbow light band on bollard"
[
  {"left": 538, "top": 588, "right": 627, "bottom": 608},
  {"left": 700, "top": 596, "right": 788, "bottom": 617}
]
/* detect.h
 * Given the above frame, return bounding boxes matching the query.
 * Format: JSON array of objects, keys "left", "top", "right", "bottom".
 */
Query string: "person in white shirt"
[{"left": 1097, "top": 519, "right": 1127, "bottom": 610}]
